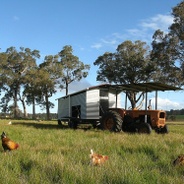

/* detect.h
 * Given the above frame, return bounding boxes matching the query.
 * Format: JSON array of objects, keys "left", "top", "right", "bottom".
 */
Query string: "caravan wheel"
[
  {"left": 68, "top": 120, "right": 78, "bottom": 129},
  {"left": 58, "top": 120, "right": 62, "bottom": 126}
]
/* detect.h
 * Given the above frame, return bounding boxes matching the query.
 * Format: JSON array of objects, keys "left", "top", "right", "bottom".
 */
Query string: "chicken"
[
  {"left": 90, "top": 149, "right": 108, "bottom": 166},
  {"left": 1, "top": 131, "right": 19, "bottom": 152},
  {"left": 173, "top": 154, "right": 184, "bottom": 166}
]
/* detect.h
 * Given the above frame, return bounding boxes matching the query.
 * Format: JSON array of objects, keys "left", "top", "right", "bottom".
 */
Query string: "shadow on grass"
[
  {"left": 14, "top": 122, "right": 94, "bottom": 131},
  {"left": 14, "top": 122, "right": 67, "bottom": 129}
]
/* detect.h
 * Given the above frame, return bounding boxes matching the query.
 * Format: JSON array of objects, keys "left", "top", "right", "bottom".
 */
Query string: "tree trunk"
[
  {"left": 18, "top": 92, "right": 28, "bottom": 118},
  {"left": 14, "top": 89, "right": 18, "bottom": 118},
  {"left": 66, "top": 83, "right": 68, "bottom": 95},
  {"left": 32, "top": 96, "right": 36, "bottom": 119},
  {"left": 128, "top": 91, "right": 136, "bottom": 109},
  {"left": 22, "top": 100, "right": 27, "bottom": 118},
  {"left": 45, "top": 94, "right": 50, "bottom": 120}
]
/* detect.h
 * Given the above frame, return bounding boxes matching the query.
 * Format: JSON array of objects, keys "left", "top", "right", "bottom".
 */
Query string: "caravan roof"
[{"left": 57, "top": 82, "right": 182, "bottom": 100}]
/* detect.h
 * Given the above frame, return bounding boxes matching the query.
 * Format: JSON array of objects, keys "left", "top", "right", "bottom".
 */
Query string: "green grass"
[
  {"left": 175, "top": 115, "right": 184, "bottom": 121},
  {"left": 0, "top": 119, "right": 184, "bottom": 183}
]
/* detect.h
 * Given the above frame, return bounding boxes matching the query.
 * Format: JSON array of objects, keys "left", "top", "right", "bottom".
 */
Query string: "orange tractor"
[
  {"left": 101, "top": 108, "right": 168, "bottom": 134},
  {"left": 99, "top": 83, "right": 181, "bottom": 134}
]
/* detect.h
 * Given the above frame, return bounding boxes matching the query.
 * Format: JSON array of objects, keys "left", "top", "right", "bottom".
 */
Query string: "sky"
[{"left": 0, "top": 0, "right": 184, "bottom": 114}]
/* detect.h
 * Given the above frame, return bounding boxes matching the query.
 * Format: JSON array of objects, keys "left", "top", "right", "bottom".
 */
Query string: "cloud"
[
  {"left": 13, "top": 16, "right": 20, "bottom": 21},
  {"left": 91, "top": 36, "right": 123, "bottom": 51},
  {"left": 91, "top": 43, "right": 103, "bottom": 49},
  {"left": 150, "top": 97, "right": 184, "bottom": 110},
  {"left": 91, "top": 13, "right": 174, "bottom": 50},
  {"left": 68, "top": 79, "right": 92, "bottom": 93},
  {"left": 140, "top": 14, "right": 173, "bottom": 32}
]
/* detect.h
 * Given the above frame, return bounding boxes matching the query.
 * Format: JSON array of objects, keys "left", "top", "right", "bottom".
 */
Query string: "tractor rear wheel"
[
  {"left": 101, "top": 110, "right": 122, "bottom": 132},
  {"left": 137, "top": 123, "right": 152, "bottom": 134}
]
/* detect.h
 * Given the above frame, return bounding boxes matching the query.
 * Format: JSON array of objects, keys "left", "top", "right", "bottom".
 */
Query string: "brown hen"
[
  {"left": 90, "top": 149, "right": 108, "bottom": 166},
  {"left": 1, "top": 131, "right": 19, "bottom": 152}
]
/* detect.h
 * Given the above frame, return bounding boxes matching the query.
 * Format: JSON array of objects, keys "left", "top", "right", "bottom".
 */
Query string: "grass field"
[{"left": 0, "top": 119, "right": 184, "bottom": 184}]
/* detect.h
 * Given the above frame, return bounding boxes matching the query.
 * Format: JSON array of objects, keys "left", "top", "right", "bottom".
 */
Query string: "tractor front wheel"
[
  {"left": 162, "top": 125, "right": 169, "bottom": 133},
  {"left": 101, "top": 110, "right": 122, "bottom": 132},
  {"left": 155, "top": 125, "right": 169, "bottom": 134},
  {"left": 137, "top": 123, "right": 152, "bottom": 134}
]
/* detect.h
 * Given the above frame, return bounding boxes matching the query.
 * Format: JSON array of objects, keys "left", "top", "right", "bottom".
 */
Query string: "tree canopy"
[
  {"left": 58, "top": 45, "right": 90, "bottom": 95},
  {"left": 94, "top": 40, "right": 155, "bottom": 109},
  {"left": 0, "top": 47, "right": 40, "bottom": 118},
  {"left": 151, "top": 1, "right": 184, "bottom": 87},
  {"left": 0, "top": 45, "right": 90, "bottom": 119}
]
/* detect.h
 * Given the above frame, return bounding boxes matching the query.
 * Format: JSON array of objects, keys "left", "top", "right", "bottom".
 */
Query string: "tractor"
[{"left": 100, "top": 108, "right": 168, "bottom": 134}]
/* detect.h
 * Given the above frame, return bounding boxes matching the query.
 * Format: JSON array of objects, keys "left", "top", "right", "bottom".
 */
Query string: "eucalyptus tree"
[
  {"left": 170, "top": 1, "right": 184, "bottom": 63},
  {"left": 94, "top": 40, "right": 155, "bottom": 109},
  {"left": 0, "top": 47, "right": 40, "bottom": 118},
  {"left": 24, "top": 67, "right": 42, "bottom": 119},
  {"left": 58, "top": 45, "right": 90, "bottom": 95},
  {"left": 151, "top": 30, "right": 183, "bottom": 86},
  {"left": 151, "top": 1, "right": 184, "bottom": 87},
  {"left": 38, "top": 55, "right": 62, "bottom": 120}
]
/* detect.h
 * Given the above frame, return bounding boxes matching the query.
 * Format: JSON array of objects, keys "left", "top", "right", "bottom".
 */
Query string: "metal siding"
[
  {"left": 109, "top": 92, "right": 121, "bottom": 108},
  {"left": 70, "top": 92, "right": 86, "bottom": 119},
  {"left": 86, "top": 89, "right": 100, "bottom": 119},
  {"left": 57, "top": 97, "right": 70, "bottom": 118},
  {"left": 57, "top": 87, "right": 122, "bottom": 120}
]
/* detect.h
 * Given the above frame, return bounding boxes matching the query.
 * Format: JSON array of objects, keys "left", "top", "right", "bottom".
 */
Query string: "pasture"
[{"left": 0, "top": 119, "right": 184, "bottom": 184}]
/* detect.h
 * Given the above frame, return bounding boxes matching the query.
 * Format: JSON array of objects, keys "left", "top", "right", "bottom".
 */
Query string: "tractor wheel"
[
  {"left": 137, "top": 123, "right": 152, "bottom": 134},
  {"left": 162, "top": 125, "right": 169, "bottom": 134},
  {"left": 122, "top": 115, "right": 134, "bottom": 132},
  {"left": 101, "top": 110, "right": 122, "bottom": 132},
  {"left": 156, "top": 125, "right": 169, "bottom": 134}
]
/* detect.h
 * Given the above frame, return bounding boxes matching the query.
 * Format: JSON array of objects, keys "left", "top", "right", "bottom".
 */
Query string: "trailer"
[
  {"left": 57, "top": 84, "right": 121, "bottom": 128},
  {"left": 57, "top": 83, "right": 182, "bottom": 133}
]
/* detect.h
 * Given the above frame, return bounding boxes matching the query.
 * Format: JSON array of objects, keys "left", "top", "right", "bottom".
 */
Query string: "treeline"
[
  {"left": 0, "top": 112, "right": 57, "bottom": 120},
  {"left": 166, "top": 109, "right": 184, "bottom": 116},
  {"left": 0, "top": 46, "right": 90, "bottom": 120}
]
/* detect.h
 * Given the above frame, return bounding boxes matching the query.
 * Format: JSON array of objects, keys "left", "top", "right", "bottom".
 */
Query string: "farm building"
[{"left": 57, "top": 84, "right": 121, "bottom": 122}]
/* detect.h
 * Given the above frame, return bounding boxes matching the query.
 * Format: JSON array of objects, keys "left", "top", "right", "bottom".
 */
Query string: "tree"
[
  {"left": 24, "top": 67, "right": 42, "bottom": 119},
  {"left": 151, "top": 30, "right": 183, "bottom": 86},
  {"left": 58, "top": 45, "right": 90, "bottom": 95},
  {"left": 24, "top": 55, "right": 62, "bottom": 119},
  {"left": 0, "top": 47, "right": 40, "bottom": 118},
  {"left": 38, "top": 55, "right": 62, "bottom": 120},
  {"left": 151, "top": 1, "right": 184, "bottom": 87},
  {"left": 94, "top": 40, "right": 155, "bottom": 109},
  {"left": 170, "top": 1, "right": 184, "bottom": 63}
]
